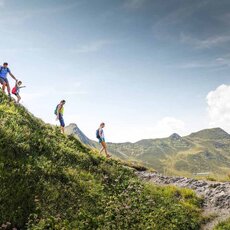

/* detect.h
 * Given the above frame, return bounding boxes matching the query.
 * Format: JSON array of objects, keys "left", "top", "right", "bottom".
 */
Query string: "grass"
[
  {"left": 0, "top": 92, "right": 203, "bottom": 230},
  {"left": 214, "top": 218, "right": 230, "bottom": 230}
]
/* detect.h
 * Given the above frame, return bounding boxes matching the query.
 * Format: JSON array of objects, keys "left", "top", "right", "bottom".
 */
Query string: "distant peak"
[
  {"left": 169, "top": 133, "right": 181, "bottom": 140},
  {"left": 68, "top": 123, "right": 78, "bottom": 128},
  {"left": 189, "top": 128, "right": 230, "bottom": 139}
]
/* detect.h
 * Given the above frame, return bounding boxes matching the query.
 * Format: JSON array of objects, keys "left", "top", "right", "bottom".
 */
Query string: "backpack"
[
  {"left": 54, "top": 105, "right": 59, "bottom": 115},
  {"left": 96, "top": 129, "right": 101, "bottom": 139}
]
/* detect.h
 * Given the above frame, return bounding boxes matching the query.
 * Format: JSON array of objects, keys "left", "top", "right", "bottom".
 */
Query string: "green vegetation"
[
  {"left": 107, "top": 130, "right": 230, "bottom": 179},
  {"left": 0, "top": 92, "right": 203, "bottom": 229},
  {"left": 66, "top": 123, "right": 230, "bottom": 179},
  {"left": 214, "top": 218, "right": 230, "bottom": 230}
]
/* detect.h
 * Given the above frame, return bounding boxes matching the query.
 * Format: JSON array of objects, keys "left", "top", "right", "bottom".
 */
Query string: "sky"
[{"left": 0, "top": 0, "right": 230, "bottom": 142}]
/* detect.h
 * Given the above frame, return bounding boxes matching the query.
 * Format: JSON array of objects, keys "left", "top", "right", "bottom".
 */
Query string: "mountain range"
[{"left": 66, "top": 124, "right": 230, "bottom": 179}]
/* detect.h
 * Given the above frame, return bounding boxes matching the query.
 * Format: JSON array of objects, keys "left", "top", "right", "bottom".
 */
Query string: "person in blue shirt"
[{"left": 0, "top": 62, "right": 17, "bottom": 97}]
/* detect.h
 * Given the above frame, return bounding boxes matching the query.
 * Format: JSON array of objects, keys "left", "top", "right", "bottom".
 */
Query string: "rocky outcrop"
[{"left": 137, "top": 172, "right": 230, "bottom": 230}]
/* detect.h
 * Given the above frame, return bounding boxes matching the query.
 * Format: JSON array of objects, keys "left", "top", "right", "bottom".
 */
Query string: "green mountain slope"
[
  {"left": 65, "top": 123, "right": 97, "bottom": 147},
  {"left": 0, "top": 93, "right": 203, "bottom": 230},
  {"left": 108, "top": 129, "right": 230, "bottom": 178},
  {"left": 66, "top": 124, "right": 230, "bottom": 178}
]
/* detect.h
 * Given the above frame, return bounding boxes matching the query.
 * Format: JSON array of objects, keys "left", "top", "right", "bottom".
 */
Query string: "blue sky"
[{"left": 1, "top": 0, "right": 230, "bottom": 142}]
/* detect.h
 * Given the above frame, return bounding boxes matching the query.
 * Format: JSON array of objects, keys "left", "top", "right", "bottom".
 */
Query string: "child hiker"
[{"left": 12, "top": 80, "right": 26, "bottom": 103}]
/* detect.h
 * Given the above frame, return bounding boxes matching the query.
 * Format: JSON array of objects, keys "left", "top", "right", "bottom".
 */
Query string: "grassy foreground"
[
  {"left": 0, "top": 92, "right": 203, "bottom": 230},
  {"left": 214, "top": 219, "right": 230, "bottom": 230}
]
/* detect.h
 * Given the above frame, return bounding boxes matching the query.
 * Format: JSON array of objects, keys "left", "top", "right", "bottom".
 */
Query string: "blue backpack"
[{"left": 96, "top": 129, "right": 100, "bottom": 139}]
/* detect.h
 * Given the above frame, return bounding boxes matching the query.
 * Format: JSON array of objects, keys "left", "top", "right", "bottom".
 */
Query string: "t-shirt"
[
  {"left": 99, "top": 128, "right": 104, "bottom": 138},
  {"left": 0, "top": 66, "right": 11, "bottom": 79},
  {"left": 59, "top": 105, "right": 64, "bottom": 115}
]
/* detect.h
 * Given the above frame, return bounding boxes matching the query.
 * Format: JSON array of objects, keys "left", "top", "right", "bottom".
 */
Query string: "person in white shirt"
[{"left": 96, "top": 122, "right": 111, "bottom": 158}]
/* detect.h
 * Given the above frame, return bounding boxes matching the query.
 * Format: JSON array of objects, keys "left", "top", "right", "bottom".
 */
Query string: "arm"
[
  {"left": 19, "top": 86, "right": 26, "bottom": 88},
  {"left": 9, "top": 72, "right": 17, "bottom": 81}
]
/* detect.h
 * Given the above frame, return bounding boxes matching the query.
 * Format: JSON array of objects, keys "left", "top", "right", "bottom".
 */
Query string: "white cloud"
[
  {"left": 123, "top": 0, "right": 147, "bottom": 9},
  {"left": 207, "top": 84, "right": 230, "bottom": 132},
  {"left": 103, "top": 117, "right": 186, "bottom": 143},
  {"left": 154, "top": 117, "right": 185, "bottom": 137},
  {"left": 180, "top": 33, "right": 230, "bottom": 49}
]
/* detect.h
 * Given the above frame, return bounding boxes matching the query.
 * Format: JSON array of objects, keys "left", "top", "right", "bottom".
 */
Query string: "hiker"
[
  {"left": 55, "top": 100, "right": 66, "bottom": 134},
  {"left": 0, "top": 62, "right": 17, "bottom": 97},
  {"left": 12, "top": 80, "right": 26, "bottom": 103},
  {"left": 96, "top": 123, "right": 111, "bottom": 158}
]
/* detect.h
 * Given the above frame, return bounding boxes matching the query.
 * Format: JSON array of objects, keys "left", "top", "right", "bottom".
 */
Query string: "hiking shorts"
[
  {"left": 0, "top": 77, "right": 8, "bottom": 85},
  {"left": 99, "top": 138, "right": 105, "bottom": 143},
  {"left": 59, "top": 114, "right": 65, "bottom": 127}
]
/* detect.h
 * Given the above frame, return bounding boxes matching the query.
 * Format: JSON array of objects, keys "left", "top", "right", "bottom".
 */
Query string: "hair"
[
  {"left": 61, "top": 100, "right": 66, "bottom": 103},
  {"left": 100, "top": 122, "right": 105, "bottom": 127},
  {"left": 18, "top": 81, "right": 22, "bottom": 85},
  {"left": 3, "top": 62, "right": 8, "bottom": 66}
]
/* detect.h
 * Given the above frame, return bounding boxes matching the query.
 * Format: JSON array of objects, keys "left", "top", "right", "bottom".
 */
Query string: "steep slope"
[{"left": 0, "top": 92, "right": 203, "bottom": 230}]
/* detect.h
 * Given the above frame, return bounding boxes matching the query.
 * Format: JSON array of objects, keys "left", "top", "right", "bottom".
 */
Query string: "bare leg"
[
  {"left": 6, "top": 83, "right": 11, "bottom": 95},
  {"left": 2, "top": 83, "right": 6, "bottom": 93},
  {"left": 100, "top": 146, "right": 104, "bottom": 154},
  {"left": 101, "top": 142, "right": 110, "bottom": 158},
  {"left": 17, "top": 95, "right": 21, "bottom": 103}
]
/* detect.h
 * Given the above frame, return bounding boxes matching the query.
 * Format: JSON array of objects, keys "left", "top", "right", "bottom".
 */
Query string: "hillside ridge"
[{"left": 0, "top": 92, "right": 204, "bottom": 229}]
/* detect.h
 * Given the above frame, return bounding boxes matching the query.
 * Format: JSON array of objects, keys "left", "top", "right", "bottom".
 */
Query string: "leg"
[
  {"left": 100, "top": 144, "right": 105, "bottom": 154},
  {"left": 0, "top": 80, "right": 6, "bottom": 93},
  {"left": 101, "top": 142, "right": 110, "bottom": 158},
  {"left": 59, "top": 114, "right": 65, "bottom": 134},
  {"left": 6, "top": 82, "right": 11, "bottom": 96},
  {"left": 17, "top": 94, "right": 21, "bottom": 103},
  {"left": 1, "top": 83, "right": 5, "bottom": 92}
]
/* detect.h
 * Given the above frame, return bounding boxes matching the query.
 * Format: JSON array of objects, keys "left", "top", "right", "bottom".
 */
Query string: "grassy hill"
[
  {"left": 108, "top": 129, "right": 230, "bottom": 179},
  {"left": 0, "top": 92, "right": 203, "bottom": 230},
  {"left": 66, "top": 124, "right": 230, "bottom": 179}
]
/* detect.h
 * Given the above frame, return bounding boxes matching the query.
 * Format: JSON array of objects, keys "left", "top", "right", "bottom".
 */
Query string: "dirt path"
[{"left": 137, "top": 172, "right": 230, "bottom": 230}]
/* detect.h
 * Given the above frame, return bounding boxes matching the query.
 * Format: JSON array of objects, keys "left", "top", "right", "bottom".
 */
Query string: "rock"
[{"left": 136, "top": 171, "right": 230, "bottom": 229}]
